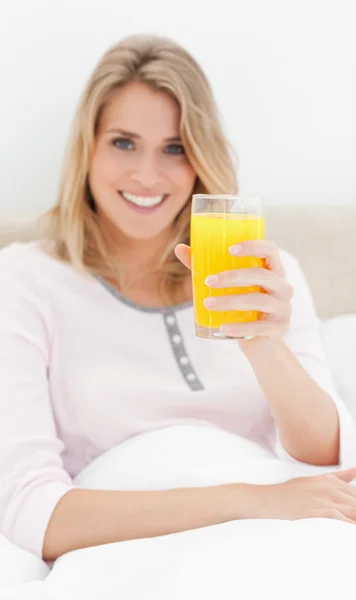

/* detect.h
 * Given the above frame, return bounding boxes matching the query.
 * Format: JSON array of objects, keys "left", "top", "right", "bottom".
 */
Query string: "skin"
[
  {"left": 89, "top": 79, "right": 342, "bottom": 465},
  {"left": 89, "top": 81, "right": 196, "bottom": 299},
  {"left": 175, "top": 241, "right": 341, "bottom": 465},
  {"left": 42, "top": 79, "right": 356, "bottom": 561}
]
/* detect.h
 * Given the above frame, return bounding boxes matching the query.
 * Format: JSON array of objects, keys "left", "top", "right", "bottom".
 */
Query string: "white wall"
[{"left": 0, "top": 0, "right": 354, "bottom": 219}]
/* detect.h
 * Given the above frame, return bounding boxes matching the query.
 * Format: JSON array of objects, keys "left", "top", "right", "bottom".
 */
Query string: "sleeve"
[
  {"left": 0, "top": 245, "right": 74, "bottom": 558},
  {"left": 271, "top": 249, "right": 356, "bottom": 467}
]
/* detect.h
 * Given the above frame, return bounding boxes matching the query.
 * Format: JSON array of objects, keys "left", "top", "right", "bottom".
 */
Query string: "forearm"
[
  {"left": 43, "top": 483, "right": 252, "bottom": 561},
  {"left": 247, "top": 340, "right": 339, "bottom": 465}
]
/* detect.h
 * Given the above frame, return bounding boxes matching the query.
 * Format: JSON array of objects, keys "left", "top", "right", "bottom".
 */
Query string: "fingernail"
[
  {"left": 204, "top": 297, "right": 216, "bottom": 308},
  {"left": 205, "top": 275, "right": 219, "bottom": 286},
  {"left": 229, "top": 245, "right": 242, "bottom": 255}
]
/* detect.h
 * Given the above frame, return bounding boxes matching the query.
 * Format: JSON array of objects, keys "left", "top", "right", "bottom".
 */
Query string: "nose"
[{"left": 130, "top": 152, "right": 162, "bottom": 189}]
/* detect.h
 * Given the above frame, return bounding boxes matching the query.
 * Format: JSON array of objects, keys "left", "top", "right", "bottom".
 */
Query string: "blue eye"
[
  {"left": 112, "top": 138, "right": 134, "bottom": 150},
  {"left": 165, "top": 144, "right": 185, "bottom": 155}
]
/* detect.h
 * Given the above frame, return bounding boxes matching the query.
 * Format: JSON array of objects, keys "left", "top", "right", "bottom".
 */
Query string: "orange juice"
[{"left": 191, "top": 213, "right": 265, "bottom": 329}]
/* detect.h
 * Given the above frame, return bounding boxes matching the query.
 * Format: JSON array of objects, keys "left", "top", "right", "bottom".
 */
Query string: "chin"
[
  {"left": 123, "top": 228, "right": 169, "bottom": 241},
  {"left": 108, "top": 221, "right": 169, "bottom": 242}
]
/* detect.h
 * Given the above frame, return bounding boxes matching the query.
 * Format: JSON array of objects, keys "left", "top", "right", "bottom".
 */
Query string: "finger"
[
  {"left": 229, "top": 240, "right": 285, "bottom": 277},
  {"left": 332, "top": 467, "right": 356, "bottom": 483},
  {"left": 338, "top": 516, "right": 356, "bottom": 525},
  {"left": 174, "top": 244, "right": 191, "bottom": 270},
  {"left": 203, "top": 292, "right": 290, "bottom": 316},
  {"left": 322, "top": 509, "right": 356, "bottom": 525},
  {"left": 337, "top": 505, "right": 356, "bottom": 521},
  {"left": 333, "top": 491, "right": 356, "bottom": 510},
  {"left": 205, "top": 268, "right": 294, "bottom": 302},
  {"left": 333, "top": 479, "right": 356, "bottom": 501},
  {"left": 219, "top": 319, "right": 278, "bottom": 339}
]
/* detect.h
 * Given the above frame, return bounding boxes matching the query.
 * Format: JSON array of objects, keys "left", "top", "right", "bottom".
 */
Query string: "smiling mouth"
[{"left": 119, "top": 191, "right": 168, "bottom": 208}]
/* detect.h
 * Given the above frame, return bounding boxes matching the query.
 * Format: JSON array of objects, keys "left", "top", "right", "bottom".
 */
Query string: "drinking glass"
[{"left": 191, "top": 194, "right": 265, "bottom": 340}]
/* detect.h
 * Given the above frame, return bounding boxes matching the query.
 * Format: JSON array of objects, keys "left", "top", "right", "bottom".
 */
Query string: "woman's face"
[{"left": 89, "top": 81, "right": 197, "bottom": 244}]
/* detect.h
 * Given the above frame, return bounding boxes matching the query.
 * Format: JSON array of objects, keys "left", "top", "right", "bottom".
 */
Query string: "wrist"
[
  {"left": 240, "top": 337, "right": 284, "bottom": 365},
  {"left": 219, "top": 482, "right": 266, "bottom": 520}
]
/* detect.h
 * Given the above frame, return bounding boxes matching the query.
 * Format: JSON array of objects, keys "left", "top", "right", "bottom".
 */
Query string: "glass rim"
[{"left": 192, "top": 194, "right": 263, "bottom": 202}]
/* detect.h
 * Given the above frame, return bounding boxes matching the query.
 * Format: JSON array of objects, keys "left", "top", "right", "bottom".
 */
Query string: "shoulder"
[
  {"left": 0, "top": 242, "right": 102, "bottom": 316},
  {"left": 0, "top": 240, "right": 83, "bottom": 283},
  {"left": 277, "top": 247, "right": 300, "bottom": 270},
  {"left": 277, "top": 246, "right": 318, "bottom": 322},
  {"left": 0, "top": 239, "right": 48, "bottom": 264},
  {"left": 0, "top": 241, "right": 85, "bottom": 304},
  {"left": 0, "top": 242, "right": 53, "bottom": 309},
  {"left": 0, "top": 241, "right": 58, "bottom": 282},
  {"left": 276, "top": 247, "right": 315, "bottom": 306},
  {"left": 0, "top": 242, "right": 90, "bottom": 329},
  {"left": 277, "top": 247, "right": 306, "bottom": 283},
  {"left": 0, "top": 242, "right": 39, "bottom": 278}
]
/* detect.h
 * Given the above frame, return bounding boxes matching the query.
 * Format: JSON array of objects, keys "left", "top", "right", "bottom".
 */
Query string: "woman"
[{"left": 1, "top": 34, "right": 356, "bottom": 563}]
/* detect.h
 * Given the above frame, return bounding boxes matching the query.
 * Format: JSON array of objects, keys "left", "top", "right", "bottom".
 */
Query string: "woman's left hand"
[{"left": 175, "top": 240, "right": 294, "bottom": 356}]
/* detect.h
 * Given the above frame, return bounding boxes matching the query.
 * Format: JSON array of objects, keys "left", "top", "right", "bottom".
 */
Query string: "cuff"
[{"left": 4, "top": 481, "right": 74, "bottom": 558}]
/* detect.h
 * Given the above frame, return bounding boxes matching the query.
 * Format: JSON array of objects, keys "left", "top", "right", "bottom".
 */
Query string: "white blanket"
[{"left": 1, "top": 425, "right": 356, "bottom": 599}]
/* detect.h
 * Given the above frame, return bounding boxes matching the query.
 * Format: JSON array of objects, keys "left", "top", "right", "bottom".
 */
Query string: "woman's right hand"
[{"left": 249, "top": 467, "right": 356, "bottom": 524}]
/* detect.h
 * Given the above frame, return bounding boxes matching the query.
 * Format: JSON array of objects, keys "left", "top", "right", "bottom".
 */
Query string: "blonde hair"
[{"left": 39, "top": 34, "right": 238, "bottom": 304}]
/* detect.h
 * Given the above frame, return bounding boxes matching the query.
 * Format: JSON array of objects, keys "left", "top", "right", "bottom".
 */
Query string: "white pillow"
[{"left": 321, "top": 314, "right": 356, "bottom": 423}]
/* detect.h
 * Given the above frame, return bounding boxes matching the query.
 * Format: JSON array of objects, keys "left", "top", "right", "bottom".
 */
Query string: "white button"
[
  {"left": 186, "top": 373, "right": 196, "bottom": 382},
  {"left": 172, "top": 334, "right": 181, "bottom": 344},
  {"left": 166, "top": 316, "right": 176, "bottom": 326},
  {"left": 179, "top": 356, "right": 189, "bottom": 365}
]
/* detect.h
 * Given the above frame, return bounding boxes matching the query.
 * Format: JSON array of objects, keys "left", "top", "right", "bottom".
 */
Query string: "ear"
[{"left": 174, "top": 244, "right": 191, "bottom": 270}]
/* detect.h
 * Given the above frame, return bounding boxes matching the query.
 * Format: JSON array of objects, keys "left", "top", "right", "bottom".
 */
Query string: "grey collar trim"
[{"left": 97, "top": 276, "right": 193, "bottom": 314}]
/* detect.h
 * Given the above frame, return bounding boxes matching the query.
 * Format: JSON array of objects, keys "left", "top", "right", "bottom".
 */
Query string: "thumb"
[
  {"left": 333, "top": 467, "right": 356, "bottom": 483},
  {"left": 174, "top": 244, "right": 191, "bottom": 270}
]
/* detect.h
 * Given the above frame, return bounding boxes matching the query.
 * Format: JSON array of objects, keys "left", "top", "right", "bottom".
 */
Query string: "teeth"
[{"left": 121, "top": 192, "right": 165, "bottom": 208}]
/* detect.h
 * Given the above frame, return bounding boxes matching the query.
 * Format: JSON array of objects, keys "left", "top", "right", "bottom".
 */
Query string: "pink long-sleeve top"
[{"left": 0, "top": 241, "right": 355, "bottom": 558}]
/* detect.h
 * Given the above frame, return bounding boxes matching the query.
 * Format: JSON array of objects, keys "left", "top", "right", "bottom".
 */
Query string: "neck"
[
  {"left": 109, "top": 228, "right": 174, "bottom": 292},
  {"left": 100, "top": 225, "right": 192, "bottom": 308}
]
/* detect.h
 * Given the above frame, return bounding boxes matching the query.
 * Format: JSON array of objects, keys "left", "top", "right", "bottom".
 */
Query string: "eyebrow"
[{"left": 105, "top": 127, "right": 182, "bottom": 143}]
